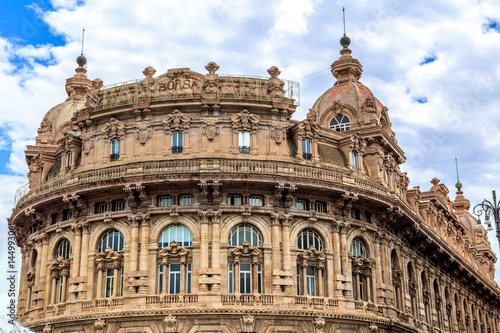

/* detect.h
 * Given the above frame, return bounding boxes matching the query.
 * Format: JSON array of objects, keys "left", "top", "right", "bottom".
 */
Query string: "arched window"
[
  {"left": 329, "top": 114, "right": 350, "bottom": 132},
  {"left": 98, "top": 229, "right": 124, "bottom": 252},
  {"left": 55, "top": 239, "right": 71, "bottom": 260},
  {"left": 159, "top": 225, "right": 193, "bottom": 248},
  {"left": 391, "top": 250, "right": 403, "bottom": 311},
  {"left": 351, "top": 237, "right": 366, "bottom": 258},
  {"left": 407, "top": 262, "right": 418, "bottom": 318},
  {"left": 228, "top": 224, "right": 262, "bottom": 247},
  {"left": 297, "top": 228, "right": 323, "bottom": 251}
]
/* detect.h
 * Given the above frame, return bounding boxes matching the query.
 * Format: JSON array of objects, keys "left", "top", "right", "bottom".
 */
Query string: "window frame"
[
  {"left": 172, "top": 132, "right": 183, "bottom": 154},
  {"left": 238, "top": 131, "right": 251, "bottom": 154},
  {"left": 297, "top": 228, "right": 324, "bottom": 251},
  {"left": 99, "top": 229, "right": 125, "bottom": 252},
  {"left": 179, "top": 194, "right": 193, "bottom": 206},
  {"left": 158, "top": 195, "right": 173, "bottom": 207},
  {"left": 110, "top": 139, "right": 120, "bottom": 161},
  {"left": 351, "top": 237, "right": 367, "bottom": 258},
  {"left": 302, "top": 139, "right": 312, "bottom": 160},
  {"left": 228, "top": 224, "right": 263, "bottom": 247},
  {"left": 227, "top": 194, "right": 242, "bottom": 206},
  {"left": 249, "top": 195, "right": 263, "bottom": 207},
  {"left": 158, "top": 224, "right": 193, "bottom": 248},
  {"left": 329, "top": 114, "right": 351, "bottom": 132}
]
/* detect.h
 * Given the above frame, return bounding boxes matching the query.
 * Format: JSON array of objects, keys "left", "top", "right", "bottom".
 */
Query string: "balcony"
[
  {"left": 171, "top": 146, "right": 183, "bottom": 154},
  {"left": 239, "top": 146, "right": 250, "bottom": 154}
]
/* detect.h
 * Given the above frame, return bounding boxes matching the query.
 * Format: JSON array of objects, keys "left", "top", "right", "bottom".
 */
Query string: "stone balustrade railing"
[{"left": 15, "top": 158, "right": 390, "bottom": 209}]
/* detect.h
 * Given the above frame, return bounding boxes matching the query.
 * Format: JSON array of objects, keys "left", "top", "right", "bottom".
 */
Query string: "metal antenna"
[
  {"left": 455, "top": 158, "right": 460, "bottom": 183},
  {"left": 343, "top": 7, "right": 346, "bottom": 36},
  {"left": 81, "top": 28, "right": 85, "bottom": 56}
]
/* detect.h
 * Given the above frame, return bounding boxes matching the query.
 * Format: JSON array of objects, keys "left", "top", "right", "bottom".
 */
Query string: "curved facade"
[{"left": 10, "top": 42, "right": 500, "bottom": 333}]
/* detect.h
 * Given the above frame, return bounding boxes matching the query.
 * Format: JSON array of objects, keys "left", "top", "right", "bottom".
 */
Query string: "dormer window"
[{"left": 329, "top": 114, "right": 350, "bottom": 132}]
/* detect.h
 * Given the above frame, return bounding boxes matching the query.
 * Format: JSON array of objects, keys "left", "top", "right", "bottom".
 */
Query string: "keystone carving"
[
  {"left": 313, "top": 317, "right": 325, "bottom": 333},
  {"left": 241, "top": 314, "right": 255, "bottom": 333},
  {"left": 164, "top": 314, "right": 177, "bottom": 332}
]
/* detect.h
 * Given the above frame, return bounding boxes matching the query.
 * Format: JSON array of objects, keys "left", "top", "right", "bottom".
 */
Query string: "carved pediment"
[
  {"left": 162, "top": 110, "right": 191, "bottom": 133},
  {"left": 101, "top": 118, "right": 126, "bottom": 140}
]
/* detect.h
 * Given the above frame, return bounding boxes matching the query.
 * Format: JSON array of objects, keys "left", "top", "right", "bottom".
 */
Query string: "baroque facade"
[{"left": 10, "top": 37, "right": 500, "bottom": 333}]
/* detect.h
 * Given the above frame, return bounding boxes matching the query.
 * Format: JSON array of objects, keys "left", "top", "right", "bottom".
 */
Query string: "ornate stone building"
[{"left": 10, "top": 36, "right": 500, "bottom": 333}]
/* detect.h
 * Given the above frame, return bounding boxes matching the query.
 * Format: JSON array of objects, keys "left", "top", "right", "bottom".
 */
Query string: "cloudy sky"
[{"left": 1, "top": 0, "right": 500, "bottom": 327}]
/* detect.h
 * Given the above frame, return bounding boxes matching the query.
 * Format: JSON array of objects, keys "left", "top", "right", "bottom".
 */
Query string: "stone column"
[
  {"left": 72, "top": 226, "right": 82, "bottom": 278},
  {"left": 365, "top": 274, "right": 372, "bottom": 302},
  {"left": 40, "top": 235, "right": 49, "bottom": 304},
  {"left": 234, "top": 260, "right": 240, "bottom": 294},
  {"left": 180, "top": 261, "right": 187, "bottom": 294},
  {"left": 80, "top": 223, "right": 90, "bottom": 278},
  {"left": 60, "top": 273, "right": 68, "bottom": 302},
  {"left": 301, "top": 264, "right": 308, "bottom": 296},
  {"left": 252, "top": 262, "right": 258, "bottom": 293},
  {"left": 211, "top": 212, "right": 221, "bottom": 292},
  {"left": 271, "top": 215, "right": 281, "bottom": 292},
  {"left": 112, "top": 264, "right": 120, "bottom": 297},
  {"left": 139, "top": 217, "right": 150, "bottom": 271},
  {"left": 18, "top": 247, "right": 28, "bottom": 311},
  {"left": 355, "top": 274, "right": 361, "bottom": 300},
  {"left": 332, "top": 223, "right": 341, "bottom": 275},
  {"left": 34, "top": 240, "right": 42, "bottom": 289},
  {"left": 96, "top": 266, "right": 104, "bottom": 298},
  {"left": 374, "top": 236, "right": 383, "bottom": 288},
  {"left": 129, "top": 218, "right": 139, "bottom": 271},
  {"left": 318, "top": 266, "right": 324, "bottom": 297},
  {"left": 50, "top": 274, "right": 58, "bottom": 304},
  {"left": 282, "top": 217, "right": 292, "bottom": 294},
  {"left": 340, "top": 225, "right": 348, "bottom": 275},
  {"left": 162, "top": 263, "right": 168, "bottom": 294},
  {"left": 199, "top": 212, "right": 209, "bottom": 292}
]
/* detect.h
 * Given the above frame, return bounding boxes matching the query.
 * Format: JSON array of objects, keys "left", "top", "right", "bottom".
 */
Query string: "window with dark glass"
[
  {"left": 179, "top": 194, "right": 193, "bottom": 206},
  {"left": 296, "top": 199, "right": 307, "bottom": 210},
  {"left": 172, "top": 132, "right": 183, "bottom": 153},
  {"left": 228, "top": 224, "right": 263, "bottom": 247},
  {"left": 111, "top": 199, "right": 125, "bottom": 211},
  {"left": 329, "top": 114, "right": 350, "bottom": 132},
  {"left": 314, "top": 201, "right": 326, "bottom": 213},
  {"left": 65, "top": 151, "right": 72, "bottom": 170},
  {"left": 55, "top": 239, "right": 71, "bottom": 260},
  {"left": 302, "top": 139, "right": 312, "bottom": 160},
  {"left": 351, "top": 151, "right": 358, "bottom": 172},
  {"left": 110, "top": 139, "right": 120, "bottom": 161},
  {"left": 227, "top": 194, "right": 242, "bottom": 206},
  {"left": 158, "top": 195, "right": 173, "bottom": 207},
  {"left": 297, "top": 228, "right": 323, "bottom": 251},
  {"left": 95, "top": 202, "right": 108, "bottom": 214},
  {"left": 99, "top": 229, "right": 124, "bottom": 252},
  {"left": 249, "top": 195, "right": 263, "bottom": 207}
]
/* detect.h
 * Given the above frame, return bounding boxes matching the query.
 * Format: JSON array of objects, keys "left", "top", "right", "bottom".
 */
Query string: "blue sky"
[{"left": 1, "top": 0, "right": 500, "bottom": 328}]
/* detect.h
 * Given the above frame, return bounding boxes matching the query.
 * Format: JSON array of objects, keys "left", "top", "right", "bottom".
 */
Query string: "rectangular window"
[
  {"left": 169, "top": 263, "right": 181, "bottom": 294},
  {"left": 179, "top": 195, "right": 193, "bottom": 206},
  {"left": 351, "top": 151, "right": 358, "bottom": 172},
  {"left": 158, "top": 195, "right": 172, "bottom": 207},
  {"left": 104, "top": 268, "right": 114, "bottom": 298},
  {"left": 111, "top": 139, "right": 120, "bottom": 161},
  {"left": 112, "top": 199, "right": 125, "bottom": 211},
  {"left": 186, "top": 263, "right": 192, "bottom": 293},
  {"left": 238, "top": 132, "right": 251, "bottom": 154},
  {"left": 249, "top": 195, "right": 263, "bottom": 207},
  {"left": 306, "top": 266, "right": 316, "bottom": 296},
  {"left": 314, "top": 202, "right": 325, "bottom": 213},
  {"left": 65, "top": 152, "right": 72, "bottom": 170},
  {"left": 172, "top": 132, "right": 183, "bottom": 154},
  {"left": 227, "top": 194, "right": 242, "bottom": 206},
  {"left": 350, "top": 209, "right": 361, "bottom": 220},
  {"left": 296, "top": 199, "right": 307, "bottom": 210},
  {"left": 158, "top": 264, "right": 164, "bottom": 294},
  {"left": 62, "top": 209, "right": 72, "bottom": 221},
  {"left": 257, "top": 263, "right": 262, "bottom": 294},
  {"left": 239, "top": 263, "right": 252, "bottom": 294},
  {"left": 228, "top": 262, "right": 234, "bottom": 293},
  {"left": 96, "top": 202, "right": 108, "bottom": 214},
  {"left": 57, "top": 277, "right": 63, "bottom": 303},
  {"left": 302, "top": 139, "right": 312, "bottom": 160}
]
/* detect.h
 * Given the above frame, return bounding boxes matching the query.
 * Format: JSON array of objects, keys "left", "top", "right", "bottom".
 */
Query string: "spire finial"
[
  {"left": 343, "top": 7, "right": 346, "bottom": 36},
  {"left": 455, "top": 158, "right": 462, "bottom": 191},
  {"left": 340, "top": 7, "right": 351, "bottom": 47},
  {"left": 81, "top": 28, "right": 85, "bottom": 56},
  {"left": 76, "top": 28, "right": 87, "bottom": 67}
]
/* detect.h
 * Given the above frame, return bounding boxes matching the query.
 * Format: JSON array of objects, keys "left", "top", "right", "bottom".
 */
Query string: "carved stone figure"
[
  {"left": 135, "top": 119, "right": 152, "bottom": 145},
  {"left": 38, "top": 120, "right": 52, "bottom": 134},
  {"left": 101, "top": 117, "right": 126, "bottom": 140},
  {"left": 270, "top": 121, "right": 286, "bottom": 144},
  {"left": 162, "top": 110, "right": 192, "bottom": 133},
  {"left": 313, "top": 317, "right": 325, "bottom": 333},
  {"left": 230, "top": 109, "right": 260, "bottom": 132}
]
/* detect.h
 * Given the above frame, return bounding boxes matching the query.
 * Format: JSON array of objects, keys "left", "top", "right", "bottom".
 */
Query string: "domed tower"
[{"left": 9, "top": 37, "right": 500, "bottom": 333}]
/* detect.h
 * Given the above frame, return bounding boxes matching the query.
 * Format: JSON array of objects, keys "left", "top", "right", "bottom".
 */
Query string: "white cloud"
[{"left": 270, "top": 0, "right": 318, "bottom": 38}]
